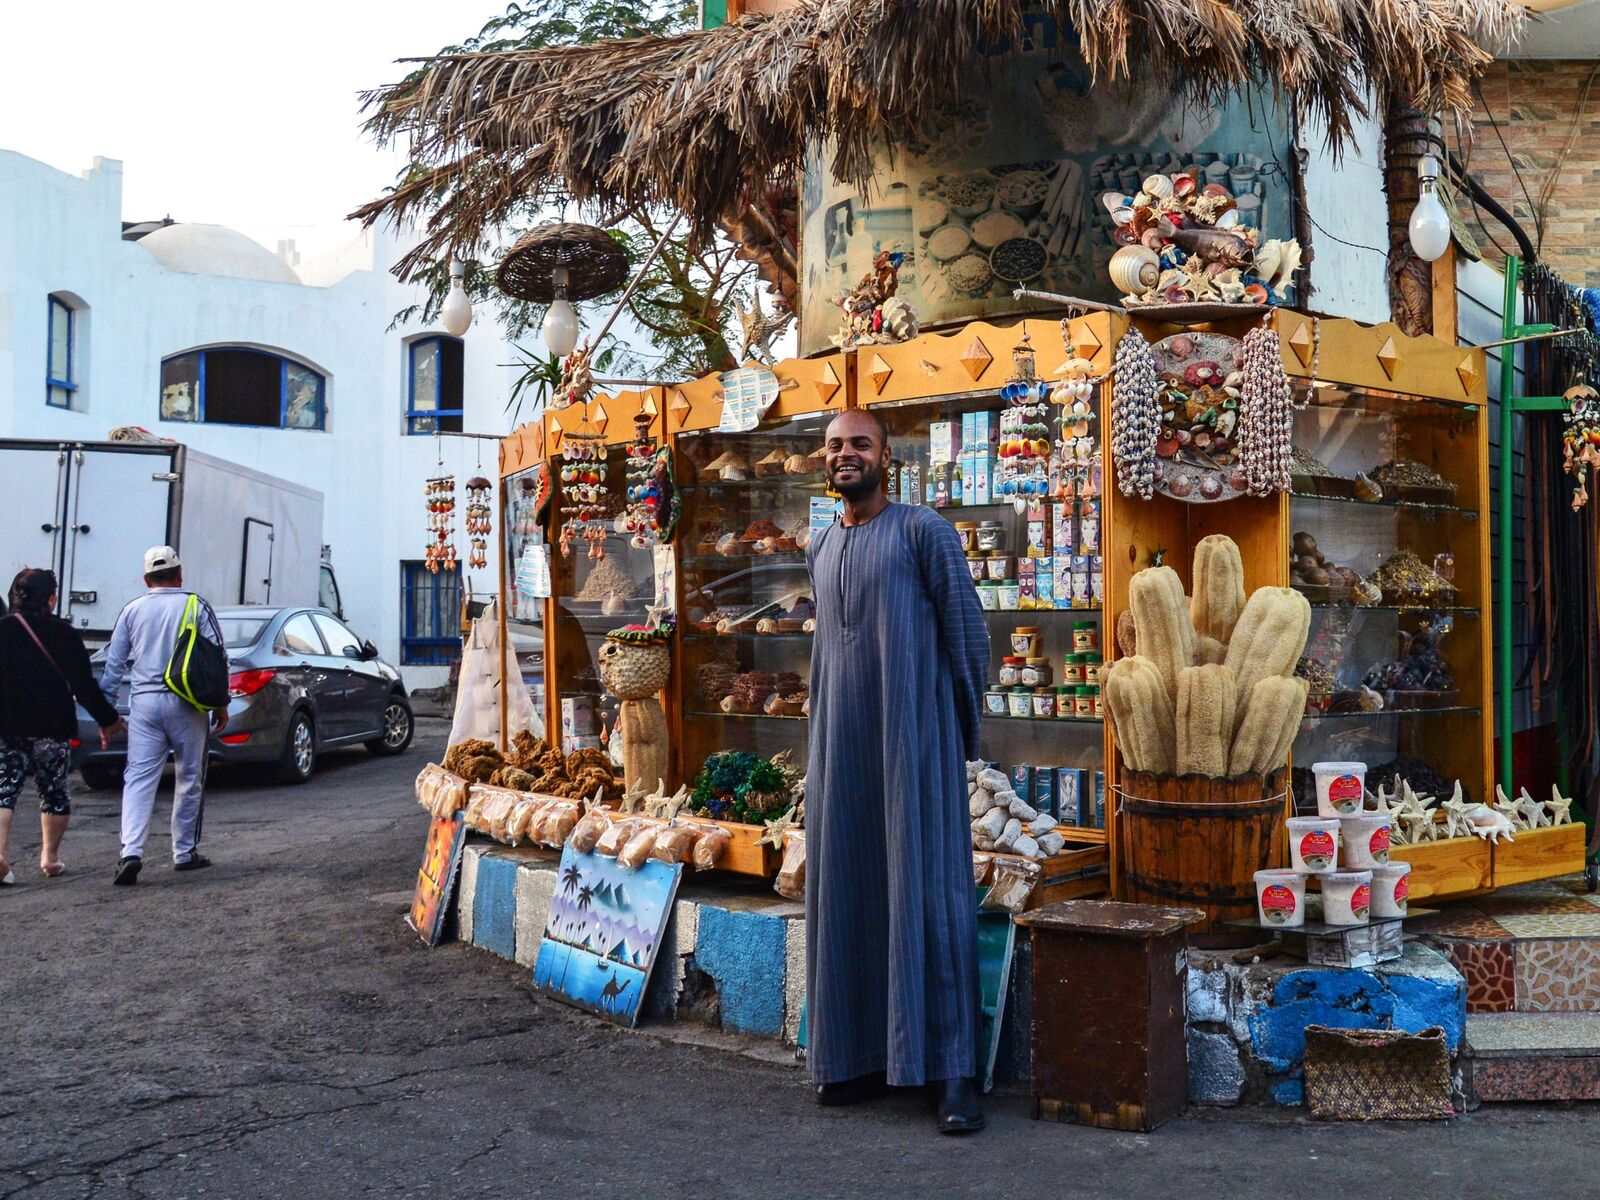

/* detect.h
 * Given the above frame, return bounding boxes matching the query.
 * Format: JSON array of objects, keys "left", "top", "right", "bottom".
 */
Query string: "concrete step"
[{"left": 1466, "top": 1012, "right": 1600, "bottom": 1103}]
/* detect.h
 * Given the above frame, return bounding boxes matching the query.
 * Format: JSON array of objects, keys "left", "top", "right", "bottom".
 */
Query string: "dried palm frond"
[{"left": 351, "top": 0, "right": 1527, "bottom": 282}]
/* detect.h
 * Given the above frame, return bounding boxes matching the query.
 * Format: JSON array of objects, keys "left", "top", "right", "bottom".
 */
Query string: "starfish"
[
  {"left": 1492, "top": 784, "right": 1524, "bottom": 830},
  {"left": 654, "top": 786, "right": 691, "bottom": 823},
  {"left": 1400, "top": 809, "right": 1436, "bottom": 844},
  {"left": 1517, "top": 788, "right": 1551, "bottom": 830},
  {"left": 1439, "top": 782, "right": 1471, "bottom": 839},
  {"left": 757, "top": 806, "right": 801, "bottom": 851},
  {"left": 1548, "top": 785, "right": 1576, "bottom": 827},
  {"left": 1369, "top": 784, "right": 1402, "bottom": 820},
  {"left": 618, "top": 778, "right": 651, "bottom": 815}
]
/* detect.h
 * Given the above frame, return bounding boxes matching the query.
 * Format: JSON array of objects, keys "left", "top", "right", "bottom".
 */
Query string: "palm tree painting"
[{"left": 559, "top": 883, "right": 598, "bottom": 991}]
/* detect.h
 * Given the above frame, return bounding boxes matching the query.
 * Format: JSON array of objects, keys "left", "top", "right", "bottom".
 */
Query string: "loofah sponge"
[
  {"left": 1176, "top": 665, "right": 1237, "bottom": 777},
  {"left": 1191, "top": 534, "right": 1247, "bottom": 643},
  {"left": 1228, "top": 675, "right": 1310, "bottom": 776},
  {"left": 1129, "top": 566, "right": 1196, "bottom": 700},
  {"left": 1103, "top": 655, "right": 1176, "bottom": 773},
  {"left": 1224, "top": 587, "right": 1310, "bottom": 733}
]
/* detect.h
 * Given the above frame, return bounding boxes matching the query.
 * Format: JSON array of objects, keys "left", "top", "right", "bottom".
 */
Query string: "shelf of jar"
[
  {"left": 681, "top": 549, "right": 808, "bottom": 566},
  {"left": 1288, "top": 490, "right": 1476, "bottom": 519},
  {"left": 1290, "top": 381, "right": 1480, "bottom": 417},
  {"left": 982, "top": 606, "right": 1102, "bottom": 615},
  {"left": 677, "top": 476, "right": 829, "bottom": 494},
  {"left": 983, "top": 713, "right": 1103, "bottom": 726}
]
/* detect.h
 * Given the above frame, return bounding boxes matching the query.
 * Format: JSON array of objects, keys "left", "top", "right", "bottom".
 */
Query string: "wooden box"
[
  {"left": 1014, "top": 900, "right": 1204, "bottom": 1132},
  {"left": 1492, "top": 822, "right": 1587, "bottom": 889},
  {"left": 1389, "top": 837, "right": 1491, "bottom": 901}
]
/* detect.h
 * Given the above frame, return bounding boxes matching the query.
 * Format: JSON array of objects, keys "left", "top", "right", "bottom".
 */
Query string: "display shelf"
[
  {"left": 678, "top": 477, "right": 829, "bottom": 494},
  {"left": 683, "top": 631, "right": 814, "bottom": 643},
  {"left": 1309, "top": 604, "right": 1479, "bottom": 616},
  {"left": 1289, "top": 491, "right": 1478, "bottom": 520},
  {"left": 1300, "top": 706, "right": 1480, "bottom": 721},
  {"left": 984, "top": 713, "right": 1103, "bottom": 726},
  {"left": 685, "top": 709, "right": 808, "bottom": 722}
]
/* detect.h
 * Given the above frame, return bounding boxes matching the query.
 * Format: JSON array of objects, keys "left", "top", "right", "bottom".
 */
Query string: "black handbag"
[{"left": 164, "top": 595, "right": 229, "bottom": 711}]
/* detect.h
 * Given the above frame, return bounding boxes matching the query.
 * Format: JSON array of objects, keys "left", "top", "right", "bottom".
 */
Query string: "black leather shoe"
[
  {"left": 174, "top": 853, "right": 211, "bottom": 872},
  {"left": 934, "top": 1077, "right": 986, "bottom": 1134},
  {"left": 112, "top": 856, "right": 142, "bottom": 886},
  {"left": 814, "top": 1071, "right": 887, "bottom": 1106}
]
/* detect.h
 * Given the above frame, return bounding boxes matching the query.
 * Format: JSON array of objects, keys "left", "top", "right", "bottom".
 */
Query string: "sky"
[{"left": 0, "top": 1, "right": 502, "bottom": 260}]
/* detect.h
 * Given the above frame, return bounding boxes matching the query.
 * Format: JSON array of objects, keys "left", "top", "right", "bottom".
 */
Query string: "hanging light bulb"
[
  {"left": 541, "top": 266, "right": 580, "bottom": 359},
  {"left": 1408, "top": 155, "right": 1452, "bottom": 264},
  {"left": 440, "top": 257, "right": 474, "bottom": 336}
]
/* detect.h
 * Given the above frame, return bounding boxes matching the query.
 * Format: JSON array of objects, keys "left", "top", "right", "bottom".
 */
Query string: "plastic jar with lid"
[
  {"left": 1010, "top": 626, "right": 1040, "bottom": 657},
  {"left": 998, "top": 580, "right": 1021, "bottom": 610},
  {"left": 1062, "top": 654, "right": 1085, "bottom": 686},
  {"left": 1072, "top": 621, "right": 1098, "bottom": 653},
  {"left": 954, "top": 521, "right": 978, "bottom": 552},
  {"left": 1022, "top": 657, "right": 1052, "bottom": 688},
  {"left": 1089, "top": 686, "right": 1103, "bottom": 718},
  {"left": 965, "top": 555, "right": 987, "bottom": 582},
  {"left": 1073, "top": 686, "right": 1095, "bottom": 718},
  {"left": 976, "top": 521, "right": 1006, "bottom": 552},
  {"left": 984, "top": 686, "right": 1008, "bottom": 716},
  {"left": 1032, "top": 688, "right": 1056, "bottom": 718},
  {"left": 1083, "top": 654, "right": 1103, "bottom": 686},
  {"left": 998, "top": 656, "right": 1025, "bottom": 687},
  {"left": 1054, "top": 686, "right": 1075, "bottom": 717},
  {"left": 977, "top": 581, "right": 1000, "bottom": 610},
  {"left": 985, "top": 553, "right": 1014, "bottom": 581},
  {"left": 1007, "top": 687, "right": 1033, "bottom": 718}
]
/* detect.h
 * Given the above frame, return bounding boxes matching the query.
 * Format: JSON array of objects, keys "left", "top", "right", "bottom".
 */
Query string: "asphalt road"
[{"left": 4, "top": 717, "right": 1600, "bottom": 1199}]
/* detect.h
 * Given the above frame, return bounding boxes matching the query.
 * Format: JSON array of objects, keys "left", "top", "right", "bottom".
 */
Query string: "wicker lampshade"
[{"left": 494, "top": 222, "right": 629, "bottom": 302}]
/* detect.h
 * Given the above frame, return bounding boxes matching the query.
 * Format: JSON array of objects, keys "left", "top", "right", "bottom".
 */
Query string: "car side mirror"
[{"left": 361, "top": 640, "right": 379, "bottom": 661}]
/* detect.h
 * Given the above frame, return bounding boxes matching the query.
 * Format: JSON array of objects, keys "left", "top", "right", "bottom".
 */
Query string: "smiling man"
[{"left": 803, "top": 408, "right": 991, "bottom": 1134}]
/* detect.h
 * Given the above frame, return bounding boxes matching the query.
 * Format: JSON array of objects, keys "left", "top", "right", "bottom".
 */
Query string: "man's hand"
[
  {"left": 211, "top": 709, "right": 229, "bottom": 734},
  {"left": 99, "top": 717, "right": 127, "bottom": 750}
]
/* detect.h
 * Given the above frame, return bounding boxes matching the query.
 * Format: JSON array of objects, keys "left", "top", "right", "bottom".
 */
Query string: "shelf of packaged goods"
[
  {"left": 682, "top": 631, "right": 814, "bottom": 643},
  {"left": 684, "top": 710, "right": 809, "bottom": 722},
  {"left": 556, "top": 611, "right": 654, "bottom": 631},
  {"left": 1299, "top": 705, "right": 1480, "bottom": 722},
  {"left": 983, "top": 713, "right": 1104, "bottom": 726},
  {"left": 1288, "top": 491, "right": 1477, "bottom": 520},
  {"left": 982, "top": 606, "right": 1103, "bottom": 616}
]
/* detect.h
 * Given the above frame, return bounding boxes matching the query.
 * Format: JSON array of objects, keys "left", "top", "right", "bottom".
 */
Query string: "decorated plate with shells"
[{"left": 1147, "top": 332, "right": 1252, "bottom": 504}]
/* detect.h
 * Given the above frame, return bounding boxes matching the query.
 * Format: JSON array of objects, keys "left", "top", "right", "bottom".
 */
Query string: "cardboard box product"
[
  {"left": 930, "top": 420, "right": 961, "bottom": 467},
  {"left": 1025, "top": 500, "right": 1050, "bottom": 557},
  {"left": 1091, "top": 556, "right": 1106, "bottom": 607},
  {"left": 1035, "top": 555, "right": 1055, "bottom": 609},
  {"left": 1092, "top": 770, "right": 1107, "bottom": 829},
  {"left": 1057, "top": 768, "right": 1085, "bottom": 825},
  {"left": 1018, "top": 558, "right": 1037, "bottom": 610},
  {"left": 1070, "top": 555, "right": 1092, "bottom": 609},
  {"left": 970, "top": 450, "right": 995, "bottom": 505},
  {"left": 1052, "top": 502, "right": 1075, "bottom": 555},
  {"left": 1032, "top": 768, "right": 1058, "bottom": 820},
  {"left": 561, "top": 696, "right": 597, "bottom": 738},
  {"left": 1054, "top": 558, "right": 1075, "bottom": 609},
  {"left": 1010, "top": 764, "right": 1034, "bottom": 802}
]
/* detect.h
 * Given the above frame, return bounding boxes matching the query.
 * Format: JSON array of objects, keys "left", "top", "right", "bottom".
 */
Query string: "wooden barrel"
[{"left": 1118, "top": 772, "right": 1288, "bottom": 931}]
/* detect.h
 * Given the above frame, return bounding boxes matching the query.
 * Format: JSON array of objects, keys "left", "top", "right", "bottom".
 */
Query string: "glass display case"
[
  {"left": 502, "top": 460, "right": 548, "bottom": 731},
  {"left": 1286, "top": 380, "right": 1488, "bottom": 813}
]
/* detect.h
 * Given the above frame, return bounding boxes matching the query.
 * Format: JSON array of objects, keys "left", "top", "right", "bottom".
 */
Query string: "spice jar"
[
  {"left": 1062, "top": 654, "right": 1085, "bottom": 686},
  {"left": 977, "top": 581, "right": 1000, "bottom": 611},
  {"left": 1072, "top": 621, "right": 1098, "bottom": 653},
  {"left": 976, "top": 521, "right": 1006, "bottom": 552},
  {"left": 1010, "top": 626, "right": 1040, "bottom": 657},
  {"left": 984, "top": 686, "right": 1007, "bottom": 716},
  {"left": 954, "top": 521, "right": 978, "bottom": 553},
  {"left": 966, "top": 555, "right": 986, "bottom": 582},
  {"left": 1054, "top": 686, "right": 1075, "bottom": 717},
  {"left": 1022, "top": 657, "right": 1051, "bottom": 688},
  {"left": 1089, "top": 687, "right": 1103, "bottom": 718},
  {"left": 1033, "top": 688, "right": 1056, "bottom": 718},
  {"left": 1007, "top": 686, "right": 1032, "bottom": 718},
  {"left": 1074, "top": 686, "right": 1095, "bottom": 718},
  {"left": 998, "top": 580, "right": 1021, "bottom": 610},
  {"left": 998, "top": 656, "right": 1024, "bottom": 687},
  {"left": 1083, "top": 654, "right": 1102, "bottom": 686},
  {"left": 985, "top": 553, "right": 1013, "bottom": 581}
]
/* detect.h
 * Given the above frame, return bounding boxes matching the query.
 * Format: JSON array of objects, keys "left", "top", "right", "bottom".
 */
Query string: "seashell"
[
  {"left": 1102, "top": 191, "right": 1131, "bottom": 215},
  {"left": 1108, "top": 245, "right": 1161, "bottom": 295},
  {"left": 1111, "top": 205, "right": 1135, "bottom": 227},
  {"left": 1202, "top": 182, "right": 1232, "bottom": 199},
  {"left": 1172, "top": 174, "right": 1198, "bottom": 199},
  {"left": 1164, "top": 285, "right": 1192, "bottom": 305},
  {"left": 1242, "top": 283, "right": 1269, "bottom": 305},
  {"left": 1253, "top": 240, "right": 1283, "bottom": 284},
  {"left": 1269, "top": 240, "right": 1304, "bottom": 298},
  {"left": 1142, "top": 174, "right": 1175, "bottom": 201},
  {"left": 1168, "top": 334, "right": 1196, "bottom": 358},
  {"left": 1215, "top": 210, "right": 1240, "bottom": 229}
]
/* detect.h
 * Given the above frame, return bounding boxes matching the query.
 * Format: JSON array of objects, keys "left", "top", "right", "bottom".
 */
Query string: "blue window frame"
[
  {"left": 401, "top": 560, "right": 463, "bottom": 665},
  {"left": 159, "top": 347, "right": 325, "bottom": 430},
  {"left": 46, "top": 296, "right": 76, "bottom": 409},
  {"left": 407, "top": 336, "right": 464, "bottom": 435}
]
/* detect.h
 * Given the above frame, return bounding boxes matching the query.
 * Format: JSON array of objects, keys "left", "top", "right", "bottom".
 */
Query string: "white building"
[{"left": 0, "top": 148, "right": 521, "bottom": 689}]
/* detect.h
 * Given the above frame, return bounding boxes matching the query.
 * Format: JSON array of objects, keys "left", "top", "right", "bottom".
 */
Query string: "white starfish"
[
  {"left": 1368, "top": 784, "right": 1401, "bottom": 820},
  {"left": 1548, "top": 785, "right": 1576, "bottom": 827},
  {"left": 1439, "top": 782, "right": 1471, "bottom": 839},
  {"left": 1493, "top": 784, "right": 1525, "bottom": 830},
  {"left": 757, "top": 805, "right": 801, "bottom": 850},
  {"left": 1517, "top": 788, "right": 1551, "bottom": 830},
  {"left": 1401, "top": 808, "right": 1436, "bottom": 844}
]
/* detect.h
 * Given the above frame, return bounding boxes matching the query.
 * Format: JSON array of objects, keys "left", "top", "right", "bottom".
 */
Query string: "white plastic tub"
[
  {"left": 1286, "top": 815, "right": 1341, "bottom": 873},
  {"left": 1340, "top": 814, "right": 1392, "bottom": 869},
  {"left": 1254, "top": 869, "right": 1306, "bottom": 928},
  {"left": 1371, "top": 862, "right": 1413, "bottom": 918},
  {"left": 1321, "top": 870, "right": 1373, "bottom": 925},
  {"left": 1313, "top": 761, "right": 1367, "bottom": 818}
]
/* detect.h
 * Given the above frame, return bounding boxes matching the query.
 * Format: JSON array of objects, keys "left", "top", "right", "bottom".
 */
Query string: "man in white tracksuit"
[{"left": 100, "top": 546, "right": 227, "bottom": 885}]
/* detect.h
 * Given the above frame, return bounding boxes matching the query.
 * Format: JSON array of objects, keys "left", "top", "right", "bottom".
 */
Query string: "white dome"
[{"left": 138, "top": 223, "right": 301, "bottom": 285}]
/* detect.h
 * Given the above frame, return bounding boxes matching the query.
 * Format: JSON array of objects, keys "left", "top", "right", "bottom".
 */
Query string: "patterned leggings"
[{"left": 0, "top": 737, "right": 72, "bottom": 815}]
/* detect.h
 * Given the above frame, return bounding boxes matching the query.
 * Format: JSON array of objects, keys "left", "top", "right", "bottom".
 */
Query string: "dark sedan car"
[{"left": 77, "top": 606, "right": 414, "bottom": 789}]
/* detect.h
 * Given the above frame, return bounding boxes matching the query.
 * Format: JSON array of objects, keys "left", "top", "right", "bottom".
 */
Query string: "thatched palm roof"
[{"left": 352, "top": 0, "right": 1526, "bottom": 280}]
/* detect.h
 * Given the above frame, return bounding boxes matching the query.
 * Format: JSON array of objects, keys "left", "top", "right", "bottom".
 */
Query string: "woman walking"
[{"left": 0, "top": 569, "right": 124, "bottom": 882}]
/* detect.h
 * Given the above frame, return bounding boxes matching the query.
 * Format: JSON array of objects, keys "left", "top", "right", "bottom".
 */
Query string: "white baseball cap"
[{"left": 144, "top": 545, "right": 182, "bottom": 573}]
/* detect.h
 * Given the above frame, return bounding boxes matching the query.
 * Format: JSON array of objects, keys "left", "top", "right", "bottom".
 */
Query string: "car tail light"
[
  {"left": 69, "top": 738, "right": 80, "bottom": 749},
  {"left": 219, "top": 732, "right": 252, "bottom": 745},
  {"left": 229, "top": 668, "right": 276, "bottom": 698}
]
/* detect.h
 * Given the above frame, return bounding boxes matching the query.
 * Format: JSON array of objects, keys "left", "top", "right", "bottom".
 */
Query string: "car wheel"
[
  {"left": 81, "top": 761, "right": 124, "bottom": 792},
  {"left": 366, "top": 698, "right": 414, "bottom": 756},
  {"left": 277, "top": 712, "right": 316, "bottom": 785}
]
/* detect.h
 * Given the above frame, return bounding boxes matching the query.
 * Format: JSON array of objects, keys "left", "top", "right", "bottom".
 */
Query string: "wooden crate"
[
  {"left": 599, "top": 810, "right": 780, "bottom": 878},
  {"left": 1492, "top": 822, "right": 1587, "bottom": 889},
  {"left": 1388, "top": 837, "right": 1491, "bottom": 901}
]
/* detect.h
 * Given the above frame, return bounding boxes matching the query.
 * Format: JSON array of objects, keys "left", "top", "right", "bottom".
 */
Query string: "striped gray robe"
[{"left": 804, "top": 502, "right": 989, "bottom": 1086}]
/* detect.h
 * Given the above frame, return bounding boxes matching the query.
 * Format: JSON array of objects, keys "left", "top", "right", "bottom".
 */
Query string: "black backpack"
[{"left": 163, "top": 595, "right": 229, "bottom": 711}]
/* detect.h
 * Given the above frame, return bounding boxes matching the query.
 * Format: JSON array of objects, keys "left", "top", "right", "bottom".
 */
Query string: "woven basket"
[
  {"left": 1303, "top": 1025, "right": 1453, "bottom": 1121},
  {"left": 495, "top": 222, "right": 629, "bottom": 302}
]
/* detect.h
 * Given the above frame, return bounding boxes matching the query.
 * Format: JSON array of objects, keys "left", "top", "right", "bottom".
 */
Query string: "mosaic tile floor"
[{"left": 1417, "top": 875, "right": 1600, "bottom": 1013}]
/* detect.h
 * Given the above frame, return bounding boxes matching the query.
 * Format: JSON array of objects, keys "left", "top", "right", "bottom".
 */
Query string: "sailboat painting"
[{"left": 532, "top": 844, "right": 684, "bottom": 1027}]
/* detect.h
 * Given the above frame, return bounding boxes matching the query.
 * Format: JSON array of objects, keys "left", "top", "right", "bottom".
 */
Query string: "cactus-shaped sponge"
[
  {"left": 1191, "top": 534, "right": 1247, "bottom": 643},
  {"left": 1176, "top": 665, "right": 1237, "bottom": 777},
  {"left": 1224, "top": 586, "right": 1310, "bottom": 731},
  {"left": 1103, "top": 655, "right": 1176, "bottom": 774},
  {"left": 1129, "top": 566, "right": 1196, "bottom": 700},
  {"left": 1228, "top": 675, "right": 1310, "bottom": 776}
]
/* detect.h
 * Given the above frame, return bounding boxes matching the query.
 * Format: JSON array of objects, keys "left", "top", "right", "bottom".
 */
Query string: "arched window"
[
  {"left": 407, "top": 335, "right": 464, "bottom": 435},
  {"left": 46, "top": 294, "right": 80, "bottom": 409},
  {"left": 159, "top": 346, "right": 326, "bottom": 431}
]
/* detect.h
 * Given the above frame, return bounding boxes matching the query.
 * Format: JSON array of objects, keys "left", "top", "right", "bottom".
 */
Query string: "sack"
[
  {"left": 1303, "top": 1025, "right": 1454, "bottom": 1121},
  {"left": 164, "top": 594, "right": 229, "bottom": 711}
]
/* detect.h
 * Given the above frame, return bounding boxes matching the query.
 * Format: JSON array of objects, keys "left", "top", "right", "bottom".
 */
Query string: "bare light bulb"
[
  {"left": 1408, "top": 156, "right": 1452, "bottom": 264},
  {"left": 541, "top": 266, "right": 580, "bottom": 358},
  {"left": 441, "top": 258, "right": 473, "bottom": 336}
]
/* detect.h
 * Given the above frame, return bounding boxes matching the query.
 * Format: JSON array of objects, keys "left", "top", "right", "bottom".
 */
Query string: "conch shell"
[{"left": 1109, "top": 245, "right": 1160, "bottom": 296}]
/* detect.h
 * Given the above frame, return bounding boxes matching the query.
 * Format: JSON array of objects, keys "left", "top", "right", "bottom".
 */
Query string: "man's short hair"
[
  {"left": 145, "top": 566, "right": 182, "bottom": 586},
  {"left": 829, "top": 407, "right": 891, "bottom": 449}
]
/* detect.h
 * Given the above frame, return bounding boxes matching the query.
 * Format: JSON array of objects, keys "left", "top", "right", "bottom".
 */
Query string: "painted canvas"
[
  {"left": 408, "top": 812, "right": 467, "bottom": 947},
  {"left": 533, "top": 845, "right": 684, "bottom": 1027}
]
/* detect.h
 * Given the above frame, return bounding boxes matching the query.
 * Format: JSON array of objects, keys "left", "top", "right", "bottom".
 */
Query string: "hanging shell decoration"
[
  {"left": 424, "top": 474, "right": 457, "bottom": 573},
  {"left": 621, "top": 412, "right": 681, "bottom": 549},
  {"left": 1562, "top": 383, "right": 1600, "bottom": 510},
  {"left": 1100, "top": 160, "right": 1302, "bottom": 309},
  {"left": 464, "top": 475, "right": 492, "bottom": 570},
  {"left": 557, "top": 430, "right": 610, "bottom": 559}
]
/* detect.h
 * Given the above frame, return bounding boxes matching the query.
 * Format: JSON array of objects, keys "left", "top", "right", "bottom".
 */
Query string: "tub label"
[
  {"left": 1260, "top": 884, "right": 1297, "bottom": 925},
  {"left": 1393, "top": 874, "right": 1410, "bottom": 905},
  {"left": 1369, "top": 825, "right": 1391, "bottom": 863},
  {"left": 1298, "top": 830, "right": 1336, "bottom": 871},
  {"left": 1328, "top": 774, "right": 1363, "bottom": 813},
  {"left": 1350, "top": 883, "right": 1371, "bottom": 920}
]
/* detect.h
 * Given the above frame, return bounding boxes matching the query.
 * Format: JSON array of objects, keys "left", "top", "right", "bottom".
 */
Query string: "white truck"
[{"left": 0, "top": 438, "right": 332, "bottom": 642}]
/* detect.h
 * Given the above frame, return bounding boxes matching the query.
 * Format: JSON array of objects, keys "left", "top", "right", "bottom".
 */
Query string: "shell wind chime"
[
  {"left": 1050, "top": 322, "right": 1103, "bottom": 524},
  {"left": 621, "top": 412, "right": 680, "bottom": 549},
  {"left": 558, "top": 429, "right": 610, "bottom": 559},
  {"left": 424, "top": 474, "right": 457, "bottom": 573},
  {"left": 1561, "top": 383, "right": 1600, "bottom": 510},
  {"left": 464, "top": 476, "right": 492, "bottom": 569},
  {"left": 995, "top": 332, "right": 1052, "bottom": 511}
]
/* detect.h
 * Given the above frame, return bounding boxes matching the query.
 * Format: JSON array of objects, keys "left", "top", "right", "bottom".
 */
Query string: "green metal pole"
[{"left": 1497, "top": 255, "right": 1520, "bottom": 798}]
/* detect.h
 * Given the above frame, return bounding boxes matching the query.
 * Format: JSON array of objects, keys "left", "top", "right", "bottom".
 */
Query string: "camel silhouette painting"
[{"left": 532, "top": 844, "right": 684, "bottom": 1027}]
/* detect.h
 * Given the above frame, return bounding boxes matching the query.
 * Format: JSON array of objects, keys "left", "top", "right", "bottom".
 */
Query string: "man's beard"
[{"left": 830, "top": 461, "right": 884, "bottom": 500}]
